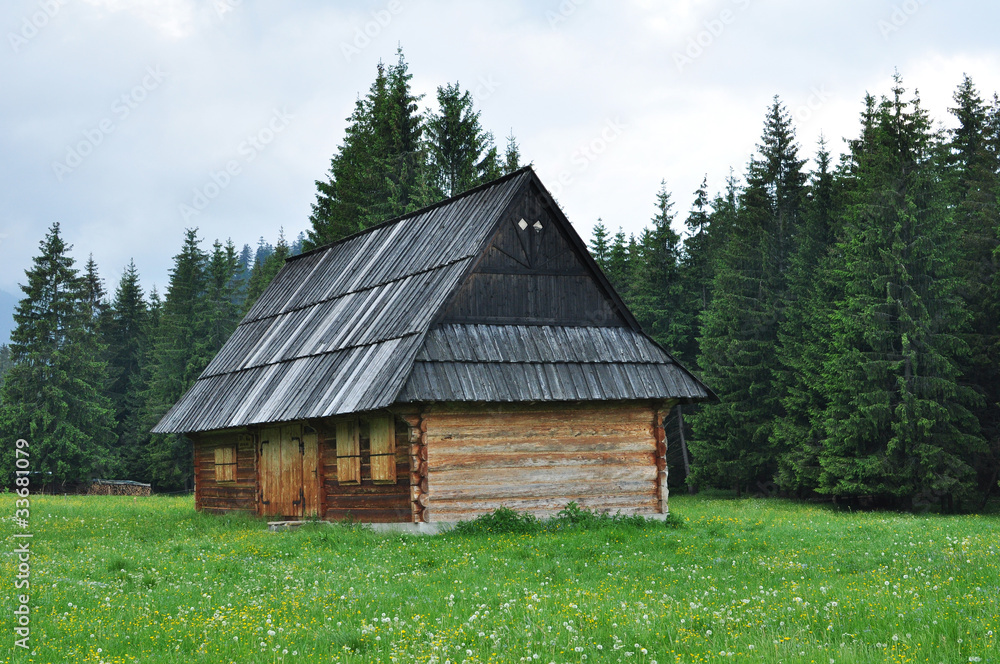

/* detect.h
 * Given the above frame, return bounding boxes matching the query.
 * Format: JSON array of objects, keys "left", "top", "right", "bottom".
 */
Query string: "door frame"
[{"left": 257, "top": 423, "right": 322, "bottom": 519}]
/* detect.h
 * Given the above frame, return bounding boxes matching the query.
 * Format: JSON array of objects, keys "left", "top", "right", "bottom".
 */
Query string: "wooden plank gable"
[{"left": 439, "top": 181, "right": 629, "bottom": 327}]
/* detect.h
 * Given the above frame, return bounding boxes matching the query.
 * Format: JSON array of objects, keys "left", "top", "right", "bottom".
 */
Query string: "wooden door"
[
  {"left": 279, "top": 425, "right": 303, "bottom": 518},
  {"left": 259, "top": 426, "right": 281, "bottom": 517},
  {"left": 259, "top": 424, "right": 320, "bottom": 519},
  {"left": 301, "top": 430, "right": 321, "bottom": 517}
]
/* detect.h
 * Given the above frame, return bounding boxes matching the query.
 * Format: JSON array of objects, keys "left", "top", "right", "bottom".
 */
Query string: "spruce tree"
[
  {"left": 632, "top": 182, "right": 686, "bottom": 352},
  {"left": 588, "top": 219, "right": 610, "bottom": 270},
  {"left": 142, "top": 229, "right": 209, "bottom": 491},
  {"left": 80, "top": 255, "right": 111, "bottom": 337},
  {"left": 106, "top": 260, "right": 149, "bottom": 475},
  {"left": 819, "top": 77, "right": 983, "bottom": 508},
  {"left": 200, "top": 239, "right": 243, "bottom": 357},
  {"left": 244, "top": 231, "right": 290, "bottom": 312},
  {"left": 503, "top": 131, "right": 522, "bottom": 174},
  {"left": 307, "top": 49, "right": 429, "bottom": 247},
  {"left": 0, "top": 344, "right": 12, "bottom": 391},
  {"left": 0, "top": 224, "right": 116, "bottom": 485},
  {"left": 773, "top": 138, "right": 839, "bottom": 493},
  {"left": 676, "top": 176, "right": 713, "bottom": 367},
  {"left": 604, "top": 228, "right": 630, "bottom": 294},
  {"left": 689, "top": 97, "right": 806, "bottom": 495},
  {"left": 948, "top": 76, "right": 1000, "bottom": 500},
  {"left": 426, "top": 82, "right": 501, "bottom": 196}
]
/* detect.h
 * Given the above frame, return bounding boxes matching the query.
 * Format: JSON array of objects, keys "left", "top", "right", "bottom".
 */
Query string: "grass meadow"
[{"left": 2, "top": 494, "right": 998, "bottom": 664}]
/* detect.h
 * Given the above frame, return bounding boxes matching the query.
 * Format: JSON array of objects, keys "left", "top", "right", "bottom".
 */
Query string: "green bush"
[
  {"left": 452, "top": 506, "right": 541, "bottom": 535},
  {"left": 453, "top": 502, "right": 684, "bottom": 535}
]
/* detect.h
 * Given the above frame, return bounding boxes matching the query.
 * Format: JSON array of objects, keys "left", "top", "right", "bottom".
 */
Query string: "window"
[
  {"left": 336, "top": 420, "right": 360, "bottom": 484},
  {"left": 369, "top": 415, "right": 396, "bottom": 483},
  {"left": 213, "top": 446, "right": 236, "bottom": 483}
]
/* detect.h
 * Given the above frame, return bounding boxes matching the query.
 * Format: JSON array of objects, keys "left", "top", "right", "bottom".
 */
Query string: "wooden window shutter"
[
  {"left": 336, "top": 420, "right": 360, "bottom": 484},
  {"left": 369, "top": 415, "right": 396, "bottom": 483},
  {"left": 214, "top": 446, "right": 236, "bottom": 483}
]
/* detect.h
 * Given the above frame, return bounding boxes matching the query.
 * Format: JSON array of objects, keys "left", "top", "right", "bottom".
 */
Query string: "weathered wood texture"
[
  {"left": 422, "top": 402, "right": 662, "bottom": 521},
  {"left": 192, "top": 431, "right": 256, "bottom": 513},
  {"left": 320, "top": 415, "right": 412, "bottom": 523},
  {"left": 259, "top": 424, "right": 322, "bottom": 519},
  {"left": 440, "top": 183, "right": 626, "bottom": 328},
  {"left": 655, "top": 408, "right": 668, "bottom": 513}
]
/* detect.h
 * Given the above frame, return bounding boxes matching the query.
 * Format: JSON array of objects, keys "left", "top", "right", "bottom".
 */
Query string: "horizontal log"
[
  {"left": 422, "top": 402, "right": 655, "bottom": 418},
  {"left": 326, "top": 489, "right": 409, "bottom": 503},
  {"left": 196, "top": 470, "right": 255, "bottom": 481},
  {"left": 197, "top": 487, "right": 256, "bottom": 497},
  {"left": 426, "top": 422, "right": 654, "bottom": 444},
  {"left": 398, "top": 414, "right": 421, "bottom": 428},
  {"left": 428, "top": 493, "right": 658, "bottom": 514},
  {"left": 200, "top": 507, "right": 254, "bottom": 515},
  {"left": 198, "top": 500, "right": 256, "bottom": 510},
  {"left": 429, "top": 450, "right": 655, "bottom": 472},
  {"left": 429, "top": 504, "right": 659, "bottom": 522},
  {"left": 430, "top": 464, "right": 655, "bottom": 487},
  {"left": 326, "top": 495, "right": 410, "bottom": 510},
  {"left": 417, "top": 493, "right": 430, "bottom": 508},
  {"left": 324, "top": 508, "right": 412, "bottom": 523},
  {"left": 426, "top": 436, "right": 654, "bottom": 457},
  {"left": 430, "top": 478, "right": 655, "bottom": 502},
  {"left": 323, "top": 472, "right": 410, "bottom": 493}
]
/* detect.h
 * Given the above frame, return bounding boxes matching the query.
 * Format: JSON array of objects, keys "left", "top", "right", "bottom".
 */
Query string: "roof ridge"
[{"left": 290, "top": 166, "right": 534, "bottom": 262}]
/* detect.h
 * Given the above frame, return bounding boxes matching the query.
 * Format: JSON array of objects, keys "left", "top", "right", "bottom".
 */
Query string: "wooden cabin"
[{"left": 153, "top": 167, "right": 713, "bottom": 523}]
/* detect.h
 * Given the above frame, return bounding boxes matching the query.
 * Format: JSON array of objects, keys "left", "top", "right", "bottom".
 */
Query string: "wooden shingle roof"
[{"left": 153, "top": 167, "right": 712, "bottom": 434}]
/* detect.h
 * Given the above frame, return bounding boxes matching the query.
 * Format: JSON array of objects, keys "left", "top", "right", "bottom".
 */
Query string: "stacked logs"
[
  {"left": 407, "top": 416, "right": 430, "bottom": 522},
  {"left": 655, "top": 408, "right": 669, "bottom": 513},
  {"left": 87, "top": 479, "right": 152, "bottom": 497}
]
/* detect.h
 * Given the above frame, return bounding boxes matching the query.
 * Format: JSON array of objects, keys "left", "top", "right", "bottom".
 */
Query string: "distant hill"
[{"left": 0, "top": 289, "right": 16, "bottom": 346}]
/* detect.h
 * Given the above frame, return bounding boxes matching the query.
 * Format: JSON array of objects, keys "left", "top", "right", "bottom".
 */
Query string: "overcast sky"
[{"left": 2, "top": 0, "right": 999, "bottom": 343}]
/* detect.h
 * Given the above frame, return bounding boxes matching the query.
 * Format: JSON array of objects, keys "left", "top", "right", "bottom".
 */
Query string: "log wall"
[
  {"left": 192, "top": 430, "right": 256, "bottom": 514},
  {"left": 190, "top": 402, "right": 669, "bottom": 523},
  {"left": 420, "top": 401, "right": 664, "bottom": 522},
  {"left": 318, "top": 416, "right": 412, "bottom": 522}
]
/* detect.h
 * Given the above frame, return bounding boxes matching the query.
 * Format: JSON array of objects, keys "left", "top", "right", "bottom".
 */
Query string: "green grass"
[{"left": 2, "top": 494, "right": 998, "bottom": 664}]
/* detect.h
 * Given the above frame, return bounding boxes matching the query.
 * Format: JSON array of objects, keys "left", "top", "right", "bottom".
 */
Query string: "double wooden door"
[{"left": 259, "top": 424, "right": 321, "bottom": 518}]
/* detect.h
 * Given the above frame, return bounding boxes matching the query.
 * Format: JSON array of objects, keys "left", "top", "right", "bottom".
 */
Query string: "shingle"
[{"left": 153, "top": 170, "right": 531, "bottom": 433}]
